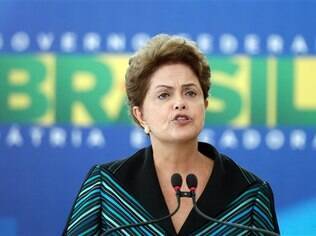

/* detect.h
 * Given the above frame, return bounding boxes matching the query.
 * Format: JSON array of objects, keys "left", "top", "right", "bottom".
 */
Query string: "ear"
[
  {"left": 204, "top": 99, "right": 209, "bottom": 108},
  {"left": 132, "top": 106, "right": 147, "bottom": 127}
]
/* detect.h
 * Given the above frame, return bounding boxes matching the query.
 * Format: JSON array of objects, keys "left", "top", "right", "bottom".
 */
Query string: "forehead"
[{"left": 148, "top": 63, "right": 199, "bottom": 88}]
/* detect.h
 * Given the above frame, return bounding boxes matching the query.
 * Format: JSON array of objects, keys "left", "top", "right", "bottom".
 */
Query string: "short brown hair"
[{"left": 125, "top": 34, "right": 211, "bottom": 125}]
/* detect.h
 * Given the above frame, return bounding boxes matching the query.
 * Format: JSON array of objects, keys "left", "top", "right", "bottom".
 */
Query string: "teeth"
[{"left": 176, "top": 116, "right": 188, "bottom": 120}]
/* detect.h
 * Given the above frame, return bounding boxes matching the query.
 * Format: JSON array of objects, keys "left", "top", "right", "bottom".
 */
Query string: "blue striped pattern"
[
  {"left": 64, "top": 165, "right": 102, "bottom": 236},
  {"left": 64, "top": 165, "right": 165, "bottom": 235},
  {"left": 194, "top": 183, "right": 277, "bottom": 235},
  {"left": 64, "top": 164, "right": 277, "bottom": 235}
]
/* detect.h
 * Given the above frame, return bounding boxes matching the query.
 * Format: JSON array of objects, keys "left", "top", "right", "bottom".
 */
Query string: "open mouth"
[{"left": 173, "top": 114, "right": 192, "bottom": 123}]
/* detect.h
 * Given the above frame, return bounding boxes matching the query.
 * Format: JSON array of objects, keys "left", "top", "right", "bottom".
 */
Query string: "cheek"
[
  {"left": 195, "top": 101, "right": 206, "bottom": 112},
  {"left": 143, "top": 102, "right": 170, "bottom": 124},
  {"left": 196, "top": 104, "right": 206, "bottom": 121}
]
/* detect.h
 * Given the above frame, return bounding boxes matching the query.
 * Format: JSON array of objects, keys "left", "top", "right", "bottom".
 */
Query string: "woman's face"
[{"left": 133, "top": 63, "right": 208, "bottom": 145}]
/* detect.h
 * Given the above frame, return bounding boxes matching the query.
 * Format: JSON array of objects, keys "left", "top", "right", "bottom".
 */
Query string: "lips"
[
  {"left": 172, "top": 114, "right": 192, "bottom": 123},
  {"left": 174, "top": 115, "right": 189, "bottom": 120}
]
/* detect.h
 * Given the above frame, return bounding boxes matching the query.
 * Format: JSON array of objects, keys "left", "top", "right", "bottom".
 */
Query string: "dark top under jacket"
[{"left": 63, "top": 142, "right": 280, "bottom": 235}]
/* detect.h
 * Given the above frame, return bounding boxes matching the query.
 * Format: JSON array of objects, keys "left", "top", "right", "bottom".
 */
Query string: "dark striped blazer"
[{"left": 63, "top": 142, "right": 280, "bottom": 235}]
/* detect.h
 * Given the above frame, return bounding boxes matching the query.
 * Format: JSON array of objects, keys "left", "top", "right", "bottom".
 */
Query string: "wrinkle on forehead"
[{"left": 148, "top": 63, "right": 201, "bottom": 92}]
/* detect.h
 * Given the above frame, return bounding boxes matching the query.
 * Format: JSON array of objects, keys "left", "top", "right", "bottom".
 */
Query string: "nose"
[{"left": 173, "top": 102, "right": 186, "bottom": 110}]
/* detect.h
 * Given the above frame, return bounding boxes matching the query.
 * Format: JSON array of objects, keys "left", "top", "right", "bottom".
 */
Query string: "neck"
[{"left": 151, "top": 139, "right": 202, "bottom": 173}]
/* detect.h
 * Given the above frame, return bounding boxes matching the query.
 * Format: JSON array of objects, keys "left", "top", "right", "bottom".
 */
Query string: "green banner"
[{"left": 1, "top": 55, "right": 315, "bottom": 126}]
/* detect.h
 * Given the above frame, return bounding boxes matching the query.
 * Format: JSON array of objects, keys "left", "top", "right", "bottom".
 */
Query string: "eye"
[
  {"left": 185, "top": 90, "right": 197, "bottom": 97},
  {"left": 158, "top": 92, "right": 170, "bottom": 100}
]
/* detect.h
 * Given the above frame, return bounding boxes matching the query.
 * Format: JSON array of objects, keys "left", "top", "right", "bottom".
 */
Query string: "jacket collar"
[{"left": 112, "top": 142, "right": 250, "bottom": 235}]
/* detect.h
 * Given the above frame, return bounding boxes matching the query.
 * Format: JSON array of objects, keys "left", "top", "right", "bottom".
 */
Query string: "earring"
[{"left": 144, "top": 126, "right": 150, "bottom": 134}]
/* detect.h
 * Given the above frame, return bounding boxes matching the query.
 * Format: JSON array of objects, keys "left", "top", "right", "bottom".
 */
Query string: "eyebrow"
[
  {"left": 182, "top": 83, "right": 199, "bottom": 89},
  {"left": 155, "top": 83, "right": 199, "bottom": 90}
]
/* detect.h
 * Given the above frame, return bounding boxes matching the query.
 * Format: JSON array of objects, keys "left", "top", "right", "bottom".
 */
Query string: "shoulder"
[
  {"left": 220, "top": 153, "right": 264, "bottom": 186},
  {"left": 217, "top": 151, "right": 278, "bottom": 224},
  {"left": 199, "top": 142, "right": 264, "bottom": 187},
  {"left": 98, "top": 147, "right": 148, "bottom": 176}
]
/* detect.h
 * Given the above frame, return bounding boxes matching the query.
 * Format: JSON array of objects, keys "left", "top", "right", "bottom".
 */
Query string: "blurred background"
[{"left": 0, "top": 0, "right": 316, "bottom": 235}]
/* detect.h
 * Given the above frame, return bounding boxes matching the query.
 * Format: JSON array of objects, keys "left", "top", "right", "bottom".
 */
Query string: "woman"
[{"left": 63, "top": 34, "right": 280, "bottom": 235}]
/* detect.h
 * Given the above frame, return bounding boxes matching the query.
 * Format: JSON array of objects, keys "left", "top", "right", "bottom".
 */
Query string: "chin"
[{"left": 169, "top": 130, "right": 199, "bottom": 143}]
